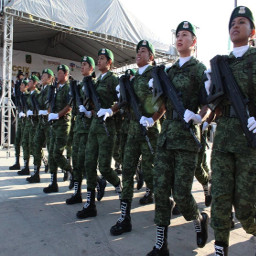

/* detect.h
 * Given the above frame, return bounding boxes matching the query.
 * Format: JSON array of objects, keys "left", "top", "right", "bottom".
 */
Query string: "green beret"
[
  {"left": 42, "top": 68, "right": 54, "bottom": 77},
  {"left": 57, "top": 64, "right": 69, "bottom": 73},
  {"left": 125, "top": 69, "right": 136, "bottom": 76},
  {"left": 176, "top": 21, "right": 196, "bottom": 36},
  {"left": 98, "top": 48, "right": 114, "bottom": 62},
  {"left": 229, "top": 6, "right": 255, "bottom": 30},
  {"left": 29, "top": 75, "right": 39, "bottom": 82},
  {"left": 21, "top": 79, "right": 29, "bottom": 85},
  {"left": 136, "top": 40, "right": 155, "bottom": 56},
  {"left": 81, "top": 56, "right": 95, "bottom": 69}
]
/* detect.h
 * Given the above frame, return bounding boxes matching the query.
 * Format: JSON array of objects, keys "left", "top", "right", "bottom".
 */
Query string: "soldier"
[
  {"left": 26, "top": 69, "right": 54, "bottom": 183},
  {"left": 18, "top": 75, "right": 40, "bottom": 176},
  {"left": 76, "top": 48, "right": 122, "bottom": 219},
  {"left": 110, "top": 40, "right": 165, "bottom": 236},
  {"left": 208, "top": 6, "right": 256, "bottom": 255},
  {"left": 147, "top": 22, "right": 209, "bottom": 255},
  {"left": 43, "top": 64, "right": 73, "bottom": 193},
  {"left": 9, "top": 71, "right": 25, "bottom": 170},
  {"left": 66, "top": 56, "right": 95, "bottom": 204}
]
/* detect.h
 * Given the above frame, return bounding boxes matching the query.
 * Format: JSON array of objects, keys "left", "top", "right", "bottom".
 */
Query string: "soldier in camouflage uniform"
[
  {"left": 76, "top": 49, "right": 121, "bottom": 219},
  {"left": 18, "top": 75, "right": 40, "bottom": 176},
  {"left": 9, "top": 71, "right": 24, "bottom": 170},
  {"left": 26, "top": 69, "right": 54, "bottom": 183},
  {"left": 208, "top": 7, "right": 256, "bottom": 256},
  {"left": 43, "top": 65, "right": 73, "bottom": 193},
  {"left": 147, "top": 22, "right": 209, "bottom": 256},
  {"left": 110, "top": 40, "right": 165, "bottom": 236}
]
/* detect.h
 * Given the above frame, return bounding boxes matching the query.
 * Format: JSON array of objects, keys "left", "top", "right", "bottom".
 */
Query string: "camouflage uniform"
[
  {"left": 121, "top": 65, "right": 161, "bottom": 201},
  {"left": 211, "top": 47, "right": 256, "bottom": 244},
  {"left": 153, "top": 57, "right": 206, "bottom": 226},
  {"left": 85, "top": 71, "right": 120, "bottom": 191}
]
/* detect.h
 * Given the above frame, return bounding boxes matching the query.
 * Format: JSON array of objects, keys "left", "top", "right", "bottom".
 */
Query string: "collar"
[
  {"left": 179, "top": 56, "right": 192, "bottom": 67},
  {"left": 138, "top": 64, "right": 150, "bottom": 75},
  {"left": 232, "top": 45, "right": 249, "bottom": 58}
]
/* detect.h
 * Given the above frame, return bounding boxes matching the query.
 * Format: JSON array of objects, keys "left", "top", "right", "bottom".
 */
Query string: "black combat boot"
[
  {"left": 76, "top": 190, "right": 97, "bottom": 219},
  {"left": 115, "top": 180, "right": 122, "bottom": 199},
  {"left": 193, "top": 212, "right": 209, "bottom": 248},
  {"left": 203, "top": 183, "right": 212, "bottom": 207},
  {"left": 172, "top": 204, "right": 180, "bottom": 215},
  {"left": 17, "top": 160, "right": 30, "bottom": 175},
  {"left": 26, "top": 165, "right": 40, "bottom": 183},
  {"left": 110, "top": 200, "right": 132, "bottom": 235},
  {"left": 214, "top": 241, "right": 228, "bottom": 256},
  {"left": 68, "top": 172, "right": 74, "bottom": 190},
  {"left": 9, "top": 156, "right": 20, "bottom": 170},
  {"left": 42, "top": 156, "right": 48, "bottom": 173},
  {"left": 135, "top": 158, "right": 144, "bottom": 190},
  {"left": 96, "top": 176, "right": 107, "bottom": 201},
  {"left": 147, "top": 226, "right": 169, "bottom": 256},
  {"left": 66, "top": 181, "right": 82, "bottom": 204},
  {"left": 139, "top": 188, "right": 153, "bottom": 205},
  {"left": 114, "top": 162, "right": 122, "bottom": 175},
  {"left": 43, "top": 173, "right": 59, "bottom": 193},
  {"left": 230, "top": 212, "right": 235, "bottom": 229}
]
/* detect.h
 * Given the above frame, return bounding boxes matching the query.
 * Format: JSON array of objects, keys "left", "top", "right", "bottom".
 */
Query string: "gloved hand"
[
  {"left": 139, "top": 116, "right": 154, "bottom": 128},
  {"left": 204, "top": 69, "right": 211, "bottom": 95},
  {"left": 26, "top": 110, "right": 33, "bottom": 117},
  {"left": 97, "top": 108, "right": 113, "bottom": 121},
  {"left": 247, "top": 117, "right": 256, "bottom": 133},
  {"left": 48, "top": 113, "right": 59, "bottom": 121},
  {"left": 39, "top": 110, "right": 48, "bottom": 116},
  {"left": 148, "top": 78, "right": 154, "bottom": 89},
  {"left": 116, "top": 84, "right": 120, "bottom": 99},
  {"left": 19, "top": 112, "right": 25, "bottom": 118},
  {"left": 79, "top": 105, "right": 92, "bottom": 118},
  {"left": 184, "top": 109, "right": 202, "bottom": 124},
  {"left": 202, "top": 122, "right": 209, "bottom": 132}
]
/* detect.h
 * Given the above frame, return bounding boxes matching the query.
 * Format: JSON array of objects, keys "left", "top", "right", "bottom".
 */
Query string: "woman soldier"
[
  {"left": 208, "top": 6, "right": 256, "bottom": 256},
  {"left": 147, "top": 22, "right": 209, "bottom": 256},
  {"left": 109, "top": 40, "right": 166, "bottom": 236},
  {"left": 76, "top": 48, "right": 122, "bottom": 219}
]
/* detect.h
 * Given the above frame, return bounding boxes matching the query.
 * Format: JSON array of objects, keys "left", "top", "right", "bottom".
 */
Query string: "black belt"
[{"left": 222, "top": 105, "right": 237, "bottom": 117}]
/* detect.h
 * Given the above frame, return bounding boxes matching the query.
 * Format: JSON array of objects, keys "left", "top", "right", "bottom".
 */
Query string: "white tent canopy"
[{"left": 3, "top": 0, "right": 173, "bottom": 68}]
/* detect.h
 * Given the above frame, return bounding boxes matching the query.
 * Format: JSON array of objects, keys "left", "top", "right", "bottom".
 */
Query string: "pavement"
[{"left": 0, "top": 147, "right": 255, "bottom": 256}]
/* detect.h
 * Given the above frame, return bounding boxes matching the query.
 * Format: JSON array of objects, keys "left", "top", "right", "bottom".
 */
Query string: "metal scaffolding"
[{"left": 0, "top": 13, "right": 15, "bottom": 153}]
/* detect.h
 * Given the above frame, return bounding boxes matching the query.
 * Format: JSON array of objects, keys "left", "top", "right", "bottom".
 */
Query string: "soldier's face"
[
  {"left": 230, "top": 17, "right": 254, "bottom": 47},
  {"left": 176, "top": 30, "right": 196, "bottom": 57},
  {"left": 28, "top": 80, "right": 35, "bottom": 90},
  {"left": 97, "top": 55, "right": 110, "bottom": 73},
  {"left": 136, "top": 47, "right": 152, "bottom": 67},
  {"left": 81, "top": 62, "right": 92, "bottom": 76},
  {"left": 41, "top": 73, "right": 50, "bottom": 85},
  {"left": 57, "top": 70, "right": 66, "bottom": 83},
  {"left": 20, "top": 83, "right": 26, "bottom": 92}
]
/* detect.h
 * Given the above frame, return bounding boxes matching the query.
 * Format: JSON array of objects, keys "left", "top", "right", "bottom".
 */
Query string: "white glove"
[
  {"left": 39, "top": 110, "right": 48, "bottom": 116},
  {"left": 148, "top": 78, "right": 154, "bottom": 89},
  {"left": 26, "top": 110, "right": 33, "bottom": 117},
  {"left": 19, "top": 112, "right": 25, "bottom": 118},
  {"left": 116, "top": 84, "right": 120, "bottom": 99},
  {"left": 202, "top": 122, "right": 209, "bottom": 132},
  {"left": 204, "top": 69, "right": 211, "bottom": 95},
  {"left": 184, "top": 109, "right": 202, "bottom": 124},
  {"left": 48, "top": 113, "right": 59, "bottom": 121},
  {"left": 97, "top": 108, "right": 113, "bottom": 121},
  {"left": 79, "top": 105, "right": 92, "bottom": 118},
  {"left": 139, "top": 116, "right": 154, "bottom": 128},
  {"left": 247, "top": 117, "right": 256, "bottom": 133}
]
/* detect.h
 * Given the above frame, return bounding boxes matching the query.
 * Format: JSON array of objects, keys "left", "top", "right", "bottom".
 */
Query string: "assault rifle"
[
  {"left": 151, "top": 65, "right": 202, "bottom": 149},
  {"left": 208, "top": 55, "right": 256, "bottom": 148},
  {"left": 14, "top": 80, "right": 22, "bottom": 113},
  {"left": 47, "top": 81, "right": 57, "bottom": 124},
  {"left": 82, "top": 76, "right": 109, "bottom": 136},
  {"left": 119, "top": 74, "right": 154, "bottom": 154}
]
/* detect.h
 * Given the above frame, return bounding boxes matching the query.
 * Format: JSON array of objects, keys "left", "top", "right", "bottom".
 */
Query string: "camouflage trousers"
[
  {"left": 85, "top": 130, "right": 120, "bottom": 191},
  {"left": 14, "top": 118, "right": 24, "bottom": 158},
  {"left": 22, "top": 119, "right": 38, "bottom": 163},
  {"left": 48, "top": 124, "right": 72, "bottom": 174},
  {"left": 72, "top": 132, "right": 89, "bottom": 182},
  {"left": 211, "top": 149, "right": 256, "bottom": 245},
  {"left": 195, "top": 144, "right": 210, "bottom": 186},
  {"left": 154, "top": 146, "right": 200, "bottom": 226},
  {"left": 33, "top": 121, "right": 50, "bottom": 167},
  {"left": 112, "top": 129, "right": 122, "bottom": 164},
  {"left": 121, "top": 134, "right": 157, "bottom": 201}
]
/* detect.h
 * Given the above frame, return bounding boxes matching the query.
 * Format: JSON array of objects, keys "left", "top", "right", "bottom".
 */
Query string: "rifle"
[
  {"left": 119, "top": 74, "right": 154, "bottom": 154},
  {"left": 82, "top": 76, "right": 109, "bottom": 136},
  {"left": 14, "top": 80, "right": 22, "bottom": 113},
  {"left": 47, "top": 81, "right": 57, "bottom": 124},
  {"left": 151, "top": 65, "right": 202, "bottom": 149},
  {"left": 209, "top": 55, "right": 256, "bottom": 148}
]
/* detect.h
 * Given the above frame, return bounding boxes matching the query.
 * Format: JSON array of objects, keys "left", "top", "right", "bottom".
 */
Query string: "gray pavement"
[{"left": 0, "top": 147, "right": 255, "bottom": 256}]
